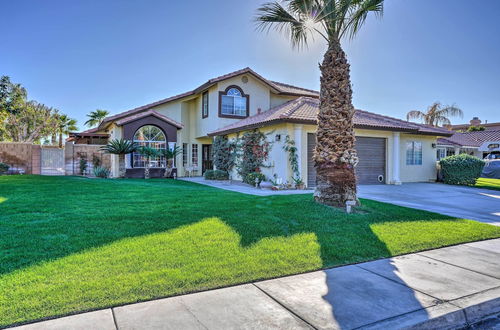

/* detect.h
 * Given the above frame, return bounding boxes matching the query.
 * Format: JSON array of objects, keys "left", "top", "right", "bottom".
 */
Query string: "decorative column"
[
  {"left": 294, "top": 124, "right": 303, "bottom": 180},
  {"left": 454, "top": 147, "right": 460, "bottom": 155},
  {"left": 392, "top": 132, "right": 402, "bottom": 185}
]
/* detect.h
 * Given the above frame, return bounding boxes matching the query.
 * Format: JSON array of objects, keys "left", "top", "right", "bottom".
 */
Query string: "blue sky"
[{"left": 1, "top": 0, "right": 499, "bottom": 130}]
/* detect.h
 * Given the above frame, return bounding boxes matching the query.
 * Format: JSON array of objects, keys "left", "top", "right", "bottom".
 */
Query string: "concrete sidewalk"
[
  {"left": 11, "top": 239, "right": 500, "bottom": 330},
  {"left": 179, "top": 177, "right": 314, "bottom": 196}
]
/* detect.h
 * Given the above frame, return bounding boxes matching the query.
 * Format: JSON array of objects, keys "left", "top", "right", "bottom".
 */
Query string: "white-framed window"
[
  {"left": 132, "top": 125, "right": 167, "bottom": 168},
  {"left": 437, "top": 147, "right": 446, "bottom": 160},
  {"left": 192, "top": 144, "right": 198, "bottom": 166},
  {"left": 202, "top": 91, "right": 209, "bottom": 118},
  {"left": 406, "top": 141, "right": 422, "bottom": 165},
  {"left": 220, "top": 87, "right": 247, "bottom": 117},
  {"left": 182, "top": 143, "right": 188, "bottom": 166}
]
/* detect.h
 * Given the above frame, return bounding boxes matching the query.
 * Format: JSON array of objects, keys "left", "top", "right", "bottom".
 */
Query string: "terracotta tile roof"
[
  {"left": 437, "top": 130, "right": 500, "bottom": 148},
  {"left": 115, "top": 109, "right": 183, "bottom": 129},
  {"left": 98, "top": 68, "right": 319, "bottom": 128},
  {"left": 208, "top": 97, "right": 453, "bottom": 137},
  {"left": 101, "top": 90, "right": 195, "bottom": 127}
]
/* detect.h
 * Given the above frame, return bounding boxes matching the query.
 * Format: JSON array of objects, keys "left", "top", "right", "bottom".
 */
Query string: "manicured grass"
[
  {"left": 1, "top": 176, "right": 500, "bottom": 327},
  {"left": 476, "top": 178, "right": 500, "bottom": 191}
]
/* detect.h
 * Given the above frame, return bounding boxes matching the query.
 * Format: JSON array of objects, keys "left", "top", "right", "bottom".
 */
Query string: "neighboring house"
[
  {"left": 448, "top": 117, "right": 500, "bottom": 132},
  {"left": 70, "top": 67, "right": 452, "bottom": 186},
  {"left": 437, "top": 130, "right": 500, "bottom": 160}
]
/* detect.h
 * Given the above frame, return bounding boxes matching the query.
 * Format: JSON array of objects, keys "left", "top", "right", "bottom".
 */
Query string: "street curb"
[{"left": 360, "top": 287, "right": 500, "bottom": 329}]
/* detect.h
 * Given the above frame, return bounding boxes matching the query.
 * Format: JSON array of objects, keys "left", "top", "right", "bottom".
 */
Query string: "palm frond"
[
  {"left": 435, "top": 105, "right": 463, "bottom": 119},
  {"left": 340, "top": 0, "right": 384, "bottom": 39},
  {"left": 433, "top": 115, "right": 452, "bottom": 127},
  {"left": 406, "top": 110, "right": 425, "bottom": 122},
  {"left": 255, "top": 2, "right": 312, "bottom": 48}
]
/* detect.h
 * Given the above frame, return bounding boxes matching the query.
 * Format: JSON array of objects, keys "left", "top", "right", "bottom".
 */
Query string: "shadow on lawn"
[
  {"left": 4, "top": 176, "right": 498, "bottom": 326},
  {"left": 0, "top": 175, "right": 493, "bottom": 276}
]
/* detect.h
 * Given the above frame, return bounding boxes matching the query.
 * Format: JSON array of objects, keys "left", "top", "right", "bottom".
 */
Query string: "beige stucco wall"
[
  {"left": 399, "top": 134, "right": 438, "bottom": 182},
  {"left": 226, "top": 124, "right": 440, "bottom": 186}
]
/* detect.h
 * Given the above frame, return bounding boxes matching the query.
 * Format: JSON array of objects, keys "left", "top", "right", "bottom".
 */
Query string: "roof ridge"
[{"left": 269, "top": 80, "right": 319, "bottom": 94}]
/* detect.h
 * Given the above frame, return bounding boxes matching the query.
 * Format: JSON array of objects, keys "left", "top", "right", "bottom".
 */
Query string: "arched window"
[
  {"left": 132, "top": 125, "right": 167, "bottom": 168},
  {"left": 219, "top": 85, "right": 249, "bottom": 118}
]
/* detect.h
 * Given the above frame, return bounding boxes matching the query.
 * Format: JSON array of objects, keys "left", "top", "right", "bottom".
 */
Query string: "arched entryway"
[{"left": 132, "top": 125, "right": 167, "bottom": 168}]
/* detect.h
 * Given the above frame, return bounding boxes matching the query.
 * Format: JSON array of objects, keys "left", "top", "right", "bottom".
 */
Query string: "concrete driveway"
[{"left": 358, "top": 183, "right": 500, "bottom": 226}]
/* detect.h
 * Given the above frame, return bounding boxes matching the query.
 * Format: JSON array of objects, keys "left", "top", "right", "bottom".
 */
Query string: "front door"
[{"left": 202, "top": 144, "right": 213, "bottom": 174}]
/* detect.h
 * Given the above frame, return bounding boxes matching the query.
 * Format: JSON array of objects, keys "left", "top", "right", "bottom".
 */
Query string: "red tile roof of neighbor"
[
  {"left": 437, "top": 130, "right": 500, "bottom": 148},
  {"left": 208, "top": 97, "right": 453, "bottom": 137},
  {"left": 98, "top": 68, "right": 319, "bottom": 128}
]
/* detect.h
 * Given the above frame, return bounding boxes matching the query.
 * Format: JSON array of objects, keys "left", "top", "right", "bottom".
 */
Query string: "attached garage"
[{"left": 307, "top": 133, "right": 386, "bottom": 186}]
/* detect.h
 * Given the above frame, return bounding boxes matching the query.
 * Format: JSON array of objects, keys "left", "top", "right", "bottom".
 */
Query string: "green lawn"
[
  {"left": 1, "top": 176, "right": 500, "bottom": 327},
  {"left": 476, "top": 178, "right": 500, "bottom": 191}
]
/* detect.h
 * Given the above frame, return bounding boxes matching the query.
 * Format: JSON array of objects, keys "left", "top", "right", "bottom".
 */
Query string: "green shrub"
[
  {"left": 440, "top": 154, "right": 485, "bottom": 185},
  {"left": 204, "top": 169, "right": 229, "bottom": 180},
  {"left": 93, "top": 166, "right": 110, "bottom": 178},
  {"left": 79, "top": 158, "right": 88, "bottom": 175},
  {"left": 244, "top": 172, "right": 266, "bottom": 186},
  {"left": 0, "top": 162, "right": 9, "bottom": 174}
]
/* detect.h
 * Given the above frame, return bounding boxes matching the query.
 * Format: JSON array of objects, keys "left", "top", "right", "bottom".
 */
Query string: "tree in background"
[
  {"left": 467, "top": 126, "right": 485, "bottom": 132},
  {"left": 3, "top": 100, "right": 59, "bottom": 143},
  {"left": 406, "top": 102, "right": 463, "bottom": 127},
  {"left": 256, "top": 0, "right": 384, "bottom": 208},
  {"left": 85, "top": 109, "right": 109, "bottom": 128},
  {"left": 0, "top": 75, "right": 76, "bottom": 144},
  {"left": 0, "top": 76, "right": 27, "bottom": 140},
  {"left": 56, "top": 114, "right": 78, "bottom": 148}
]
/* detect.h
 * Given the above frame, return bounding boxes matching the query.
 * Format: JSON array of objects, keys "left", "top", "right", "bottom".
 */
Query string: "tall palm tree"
[
  {"left": 406, "top": 102, "right": 463, "bottom": 127},
  {"left": 85, "top": 109, "right": 109, "bottom": 128},
  {"left": 256, "top": 0, "right": 384, "bottom": 208},
  {"left": 56, "top": 114, "right": 78, "bottom": 148}
]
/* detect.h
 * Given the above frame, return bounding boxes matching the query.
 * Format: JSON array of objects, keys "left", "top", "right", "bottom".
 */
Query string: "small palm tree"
[
  {"left": 256, "top": 0, "right": 384, "bottom": 208},
  {"left": 161, "top": 146, "right": 182, "bottom": 178},
  {"left": 101, "top": 139, "right": 138, "bottom": 178},
  {"left": 85, "top": 109, "right": 109, "bottom": 128},
  {"left": 56, "top": 114, "right": 78, "bottom": 148},
  {"left": 406, "top": 102, "right": 463, "bottom": 127},
  {"left": 138, "top": 146, "right": 159, "bottom": 179}
]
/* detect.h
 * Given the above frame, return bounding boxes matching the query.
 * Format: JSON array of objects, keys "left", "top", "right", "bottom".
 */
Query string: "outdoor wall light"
[
  {"left": 275, "top": 134, "right": 281, "bottom": 142},
  {"left": 431, "top": 143, "right": 437, "bottom": 148}
]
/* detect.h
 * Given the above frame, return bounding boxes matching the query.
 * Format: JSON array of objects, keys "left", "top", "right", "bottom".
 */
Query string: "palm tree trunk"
[
  {"left": 314, "top": 41, "right": 359, "bottom": 208},
  {"left": 59, "top": 133, "right": 63, "bottom": 148},
  {"left": 118, "top": 154, "right": 126, "bottom": 178}
]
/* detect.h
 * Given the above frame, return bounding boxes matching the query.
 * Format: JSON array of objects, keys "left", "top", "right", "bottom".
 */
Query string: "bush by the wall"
[
  {"left": 0, "top": 162, "right": 9, "bottom": 174},
  {"left": 440, "top": 154, "right": 485, "bottom": 185},
  {"left": 204, "top": 169, "right": 229, "bottom": 180},
  {"left": 93, "top": 166, "right": 110, "bottom": 178},
  {"left": 245, "top": 172, "right": 266, "bottom": 186},
  {"left": 212, "top": 136, "right": 236, "bottom": 173}
]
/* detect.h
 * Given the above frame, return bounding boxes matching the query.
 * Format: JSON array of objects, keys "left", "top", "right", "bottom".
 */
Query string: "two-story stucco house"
[{"left": 70, "top": 67, "right": 453, "bottom": 186}]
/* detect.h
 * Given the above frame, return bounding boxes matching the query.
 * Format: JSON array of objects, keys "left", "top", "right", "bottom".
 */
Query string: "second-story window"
[
  {"left": 202, "top": 91, "right": 209, "bottom": 118},
  {"left": 219, "top": 86, "right": 249, "bottom": 118}
]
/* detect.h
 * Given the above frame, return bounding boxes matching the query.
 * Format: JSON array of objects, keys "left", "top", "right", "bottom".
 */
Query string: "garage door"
[{"left": 307, "top": 134, "right": 386, "bottom": 186}]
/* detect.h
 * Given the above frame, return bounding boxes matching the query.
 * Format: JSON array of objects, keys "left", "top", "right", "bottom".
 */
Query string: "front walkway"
[
  {"left": 12, "top": 239, "right": 500, "bottom": 330},
  {"left": 180, "top": 177, "right": 313, "bottom": 196}
]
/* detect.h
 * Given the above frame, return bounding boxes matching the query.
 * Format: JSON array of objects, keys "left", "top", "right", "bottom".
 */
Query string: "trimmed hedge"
[
  {"left": 204, "top": 169, "right": 229, "bottom": 180},
  {"left": 440, "top": 154, "right": 485, "bottom": 185},
  {"left": 0, "top": 162, "right": 9, "bottom": 175}
]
